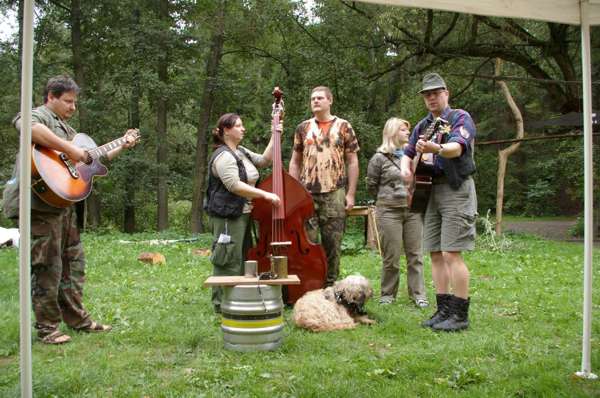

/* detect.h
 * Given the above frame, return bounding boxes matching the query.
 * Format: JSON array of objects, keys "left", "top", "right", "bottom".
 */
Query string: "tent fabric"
[{"left": 357, "top": 0, "right": 600, "bottom": 26}]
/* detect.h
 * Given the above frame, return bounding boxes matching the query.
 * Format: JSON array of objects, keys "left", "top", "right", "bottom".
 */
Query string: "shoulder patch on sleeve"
[{"left": 460, "top": 126, "right": 470, "bottom": 139}]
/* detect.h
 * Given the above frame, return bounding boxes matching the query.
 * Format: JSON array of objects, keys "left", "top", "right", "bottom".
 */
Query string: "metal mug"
[
  {"left": 244, "top": 260, "right": 258, "bottom": 278},
  {"left": 270, "top": 256, "right": 288, "bottom": 279}
]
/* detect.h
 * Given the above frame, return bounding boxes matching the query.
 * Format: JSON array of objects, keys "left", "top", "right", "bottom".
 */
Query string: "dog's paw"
[{"left": 356, "top": 315, "right": 376, "bottom": 325}]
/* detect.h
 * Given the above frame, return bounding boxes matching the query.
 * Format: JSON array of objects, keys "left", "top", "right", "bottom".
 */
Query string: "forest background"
[{"left": 1, "top": 0, "right": 599, "bottom": 233}]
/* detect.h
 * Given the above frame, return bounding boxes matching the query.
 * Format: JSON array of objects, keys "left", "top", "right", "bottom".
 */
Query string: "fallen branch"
[{"left": 118, "top": 237, "right": 199, "bottom": 245}]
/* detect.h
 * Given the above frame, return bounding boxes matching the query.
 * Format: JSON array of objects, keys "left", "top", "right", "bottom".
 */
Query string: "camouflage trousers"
[
  {"left": 307, "top": 189, "right": 346, "bottom": 285},
  {"left": 31, "top": 206, "right": 91, "bottom": 337}
]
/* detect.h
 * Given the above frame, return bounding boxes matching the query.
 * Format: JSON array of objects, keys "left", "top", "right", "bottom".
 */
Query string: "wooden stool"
[{"left": 346, "top": 206, "right": 381, "bottom": 253}]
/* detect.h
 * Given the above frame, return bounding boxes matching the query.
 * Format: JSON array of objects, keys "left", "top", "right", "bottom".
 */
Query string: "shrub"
[
  {"left": 477, "top": 209, "right": 512, "bottom": 252},
  {"left": 568, "top": 215, "right": 584, "bottom": 238}
]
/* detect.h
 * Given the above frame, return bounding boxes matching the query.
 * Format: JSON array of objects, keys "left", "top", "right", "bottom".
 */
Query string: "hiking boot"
[
  {"left": 432, "top": 296, "right": 470, "bottom": 332},
  {"left": 421, "top": 293, "right": 452, "bottom": 328}
]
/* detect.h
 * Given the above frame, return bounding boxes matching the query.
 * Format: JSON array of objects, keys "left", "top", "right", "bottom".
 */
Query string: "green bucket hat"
[{"left": 419, "top": 73, "right": 447, "bottom": 94}]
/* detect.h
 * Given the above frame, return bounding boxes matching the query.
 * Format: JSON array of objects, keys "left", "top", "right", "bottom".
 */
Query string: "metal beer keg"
[{"left": 221, "top": 284, "right": 284, "bottom": 351}]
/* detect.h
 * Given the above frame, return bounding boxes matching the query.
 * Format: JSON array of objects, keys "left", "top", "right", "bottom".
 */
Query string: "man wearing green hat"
[{"left": 401, "top": 72, "right": 477, "bottom": 332}]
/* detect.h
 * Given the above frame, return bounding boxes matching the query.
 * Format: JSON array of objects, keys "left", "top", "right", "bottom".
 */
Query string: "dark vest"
[
  {"left": 439, "top": 111, "right": 476, "bottom": 190},
  {"left": 204, "top": 145, "right": 249, "bottom": 218}
]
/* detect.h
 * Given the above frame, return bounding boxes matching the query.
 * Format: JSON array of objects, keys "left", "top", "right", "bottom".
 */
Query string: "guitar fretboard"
[
  {"left": 424, "top": 117, "right": 444, "bottom": 141},
  {"left": 88, "top": 137, "right": 128, "bottom": 159}
]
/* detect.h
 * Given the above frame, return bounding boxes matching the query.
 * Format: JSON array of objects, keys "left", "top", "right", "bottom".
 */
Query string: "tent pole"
[
  {"left": 19, "top": 0, "right": 34, "bottom": 396},
  {"left": 575, "top": 0, "right": 598, "bottom": 381}
]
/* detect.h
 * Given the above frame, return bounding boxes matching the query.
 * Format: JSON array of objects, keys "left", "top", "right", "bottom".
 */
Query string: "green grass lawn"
[
  {"left": 500, "top": 215, "right": 577, "bottom": 222},
  {"left": 1, "top": 231, "right": 600, "bottom": 397}
]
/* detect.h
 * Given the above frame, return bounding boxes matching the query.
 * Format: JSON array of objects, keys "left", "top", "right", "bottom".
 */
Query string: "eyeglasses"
[{"left": 421, "top": 89, "right": 447, "bottom": 98}]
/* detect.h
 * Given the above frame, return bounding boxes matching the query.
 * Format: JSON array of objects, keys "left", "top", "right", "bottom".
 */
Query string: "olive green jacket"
[{"left": 366, "top": 151, "right": 409, "bottom": 208}]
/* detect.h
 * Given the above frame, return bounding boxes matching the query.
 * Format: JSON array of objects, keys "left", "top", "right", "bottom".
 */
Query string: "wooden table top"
[{"left": 203, "top": 274, "right": 300, "bottom": 287}]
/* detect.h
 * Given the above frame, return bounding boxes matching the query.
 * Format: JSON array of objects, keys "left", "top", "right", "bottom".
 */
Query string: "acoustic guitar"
[
  {"left": 31, "top": 129, "right": 140, "bottom": 208},
  {"left": 407, "top": 117, "right": 445, "bottom": 212}
]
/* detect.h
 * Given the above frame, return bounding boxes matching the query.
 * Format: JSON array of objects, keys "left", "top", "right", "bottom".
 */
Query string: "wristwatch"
[{"left": 437, "top": 144, "right": 444, "bottom": 156}]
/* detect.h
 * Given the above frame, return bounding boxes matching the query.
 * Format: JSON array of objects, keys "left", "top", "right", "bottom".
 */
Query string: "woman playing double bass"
[{"left": 204, "top": 113, "right": 281, "bottom": 312}]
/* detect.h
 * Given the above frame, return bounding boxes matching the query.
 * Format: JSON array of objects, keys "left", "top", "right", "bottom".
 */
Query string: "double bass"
[{"left": 247, "top": 87, "right": 328, "bottom": 304}]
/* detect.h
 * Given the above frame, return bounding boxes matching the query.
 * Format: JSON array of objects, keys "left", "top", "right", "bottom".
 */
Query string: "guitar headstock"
[
  {"left": 424, "top": 117, "right": 448, "bottom": 141},
  {"left": 124, "top": 128, "right": 141, "bottom": 147}
]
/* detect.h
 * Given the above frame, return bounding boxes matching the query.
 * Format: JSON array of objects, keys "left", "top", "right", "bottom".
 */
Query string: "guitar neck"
[
  {"left": 88, "top": 137, "right": 127, "bottom": 159},
  {"left": 423, "top": 118, "right": 442, "bottom": 141},
  {"left": 412, "top": 118, "right": 443, "bottom": 173}
]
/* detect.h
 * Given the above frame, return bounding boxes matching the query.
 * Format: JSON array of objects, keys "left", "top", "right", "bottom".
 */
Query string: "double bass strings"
[{"left": 271, "top": 110, "right": 284, "bottom": 248}]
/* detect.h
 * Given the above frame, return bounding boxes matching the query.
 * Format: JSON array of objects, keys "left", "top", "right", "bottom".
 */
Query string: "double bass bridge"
[{"left": 270, "top": 241, "right": 292, "bottom": 248}]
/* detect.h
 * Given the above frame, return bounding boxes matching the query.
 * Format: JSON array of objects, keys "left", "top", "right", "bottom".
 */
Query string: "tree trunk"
[
  {"left": 124, "top": 8, "right": 141, "bottom": 233},
  {"left": 156, "top": 0, "right": 169, "bottom": 231},
  {"left": 495, "top": 58, "right": 524, "bottom": 235},
  {"left": 125, "top": 76, "right": 140, "bottom": 233},
  {"left": 69, "top": 0, "right": 99, "bottom": 230},
  {"left": 71, "top": 0, "right": 85, "bottom": 124},
  {"left": 190, "top": 1, "right": 226, "bottom": 233}
]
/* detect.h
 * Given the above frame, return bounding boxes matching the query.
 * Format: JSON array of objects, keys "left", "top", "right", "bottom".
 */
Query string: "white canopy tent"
[
  {"left": 358, "top": 0, "right": 597, "bottom": 380},
  {"left": 358, "top": 0, "right": 600, "bottom": 25},
  {"left": 17, "top": 0, "right": 598, "bottom": 396}
]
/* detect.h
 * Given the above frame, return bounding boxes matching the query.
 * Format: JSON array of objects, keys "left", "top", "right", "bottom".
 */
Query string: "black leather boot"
[
  {"left": 432, "top": 296, "right": 470, "bottom": 332},
  {"left": 421, "top": 293, "right": 452, "bottom": 328}
]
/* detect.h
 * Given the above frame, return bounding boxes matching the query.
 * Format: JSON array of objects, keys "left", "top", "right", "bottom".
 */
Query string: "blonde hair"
[{"left": 377, "top": 117, "right": 411, "bottom": 154}]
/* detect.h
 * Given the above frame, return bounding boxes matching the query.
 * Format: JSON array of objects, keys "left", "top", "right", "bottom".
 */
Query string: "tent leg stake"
[{"left": 573, "top": 371, "right": 598, "bottom": 380}]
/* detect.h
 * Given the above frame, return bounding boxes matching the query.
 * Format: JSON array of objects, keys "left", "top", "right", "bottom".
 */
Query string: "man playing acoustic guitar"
[
  {"left": 400, "top": 73, "right": 477, "bottom": 332},
  {"left": 3, "top": 75, "right": 137, "bottom": 344}
]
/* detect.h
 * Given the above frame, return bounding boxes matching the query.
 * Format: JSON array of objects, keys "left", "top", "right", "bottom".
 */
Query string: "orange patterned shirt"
[{"left": 292, "top": 116, "right": 359, "bottom": 193}]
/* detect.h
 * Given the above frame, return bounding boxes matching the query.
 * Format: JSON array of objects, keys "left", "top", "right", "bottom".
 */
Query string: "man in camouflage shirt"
[
  {"left": 3, "top": 75, "right": 137, "bottom": 344},
  {"left": 289, "top": 86, "right": 360, "bottom": 286}
]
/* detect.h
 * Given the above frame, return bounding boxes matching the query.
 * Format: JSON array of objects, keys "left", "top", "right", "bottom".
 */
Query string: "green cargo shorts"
[{"left": 423, "top": 177, "right": 477, "bottom": 252}]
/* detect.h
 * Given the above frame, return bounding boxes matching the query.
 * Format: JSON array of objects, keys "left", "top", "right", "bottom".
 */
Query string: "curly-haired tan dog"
[{"left": 292, "top": 275, "right": 375, "bottom": 332}]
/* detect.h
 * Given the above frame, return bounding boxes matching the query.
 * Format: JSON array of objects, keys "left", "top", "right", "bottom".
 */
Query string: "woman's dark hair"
[
  {"left": 212, "top": 113, "right": 240, "bottom": 145},
  {"left": 43, "top": 75, "right": 80, "bottom": 103}
]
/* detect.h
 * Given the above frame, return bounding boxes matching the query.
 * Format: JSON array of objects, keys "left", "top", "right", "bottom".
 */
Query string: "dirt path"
[{"left": 502, "top": 220, "right": 577, "bottom": 241}]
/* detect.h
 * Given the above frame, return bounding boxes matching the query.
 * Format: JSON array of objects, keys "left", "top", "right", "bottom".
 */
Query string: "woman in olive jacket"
[{"left": 366, "top": 118, "right": 428, "bottom": 307}]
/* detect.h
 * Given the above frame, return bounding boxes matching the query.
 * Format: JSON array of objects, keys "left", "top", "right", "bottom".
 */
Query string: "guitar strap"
[{"left": 384, "top": 153, "right": 403, "bottom": 173}]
